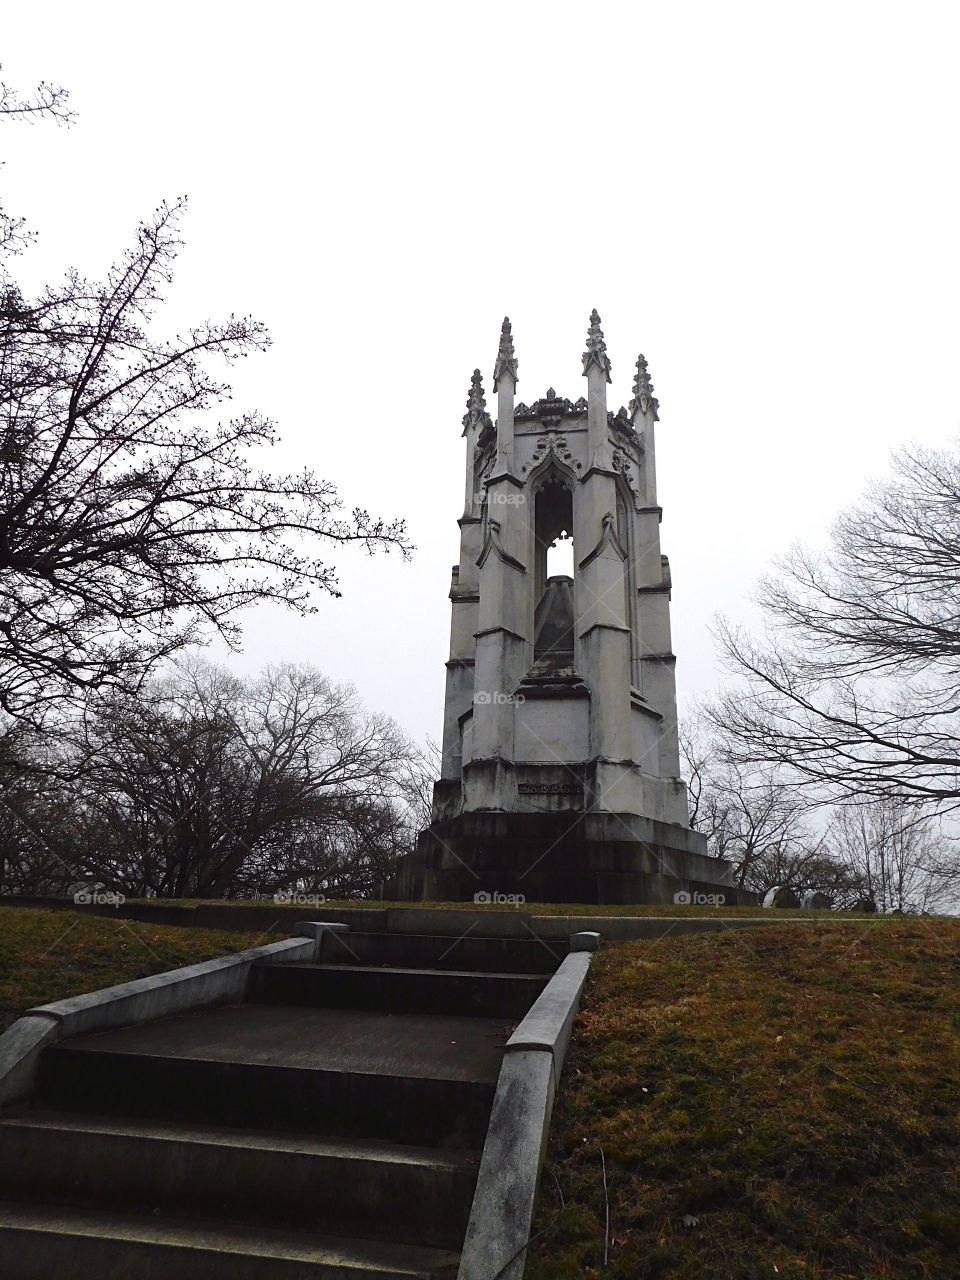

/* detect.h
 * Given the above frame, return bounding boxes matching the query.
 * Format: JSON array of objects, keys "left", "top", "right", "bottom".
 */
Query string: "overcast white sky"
[{"left": 4, "top": 2, "right": 960, "bottom": 746}]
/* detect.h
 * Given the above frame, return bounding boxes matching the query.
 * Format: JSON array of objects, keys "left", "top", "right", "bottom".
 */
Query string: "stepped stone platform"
[
  {"left": 0, "top": 930, "right": 566, "bottom": 1277},
  {"left": 389, "top": 811, "right": 748, "bottom": 905}
]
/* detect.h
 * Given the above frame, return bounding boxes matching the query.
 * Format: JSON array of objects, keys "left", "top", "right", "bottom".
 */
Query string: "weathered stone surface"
[
  {"left": 389, "top": 809, "right": 754, "bottom": 906},
  {"left": 28, "top": 937, "right": 314, "bottom": 1037},
  {"left": 506, "top": 951, "right": 590, "bottom": 1075},
  {"left": 569, "top": 931, "right": 601, "bottom": 952},
  {"left": 292, "top": 920, "right": 350, "bottom": 960},
  {"left": 459, "top": 941, "right": 595, "bottom": 1279},
  {"left": 0, "top": 920, "right": 562, "bottom": 1274},
  {"left": 0, "top": 1016, "right": 59, "bottom": 1106},
  {"left": 457, "top": 1052, "right": 553, "bottom": 1280},
  {"left": 389, "top": 313, "right": 734, "bottom": 903}
]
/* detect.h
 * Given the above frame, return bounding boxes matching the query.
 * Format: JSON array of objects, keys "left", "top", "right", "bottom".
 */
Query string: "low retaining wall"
[
  {"left": 0, "top": 929, "right": 332, "bottom": 1108},
  {"left": 0, "top": 896, "right": 866, "bottom": 942},
  {"left": 457, "top": 932, "right": 599, "bottom": 1279}
]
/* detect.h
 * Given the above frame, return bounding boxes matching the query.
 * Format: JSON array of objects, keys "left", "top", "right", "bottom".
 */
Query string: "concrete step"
[
  {"left": 37, "top": 1039, "right": 497, "bottom": 1147},
  {"left": 0, "top": 1201, "right": 460, "bottom": 1279},
  {"left": 249, "top": 962, "right": 547, "bottom": 1019},
  {"left": 321, "top": 930, "right": 565, "bottom": 974},
  {"left": 0, "top": 1112, "right": 479, "bottom": 1250}
]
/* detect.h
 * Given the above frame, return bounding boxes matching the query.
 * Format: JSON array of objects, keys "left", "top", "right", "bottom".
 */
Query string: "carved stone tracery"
[
  {"left": 611, "top": 445, "right": 643, "bottom": 511},
  {"left": 515, "top": 389, "right": 587, "bottom": 425},
  {"left": 462, "top": 369, "right": 492, "bottom": 432},
  {"left": 522, "top": 427, "right": 583, "bottom": 477},
  {"left": 630, "top": 354, "right": 660, "bottom": 422}
]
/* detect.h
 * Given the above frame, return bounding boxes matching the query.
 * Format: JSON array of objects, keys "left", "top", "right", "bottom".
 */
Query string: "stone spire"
[
  {"left": 581, "top": 308, "right": 612, "bottom": 383},
  {"left": 462, "top": 368, "right": 492, "bottom": 432},
  {"left": 629, "top": 353, "right": 659, "bottom": 422},
  {"left": 492, "top": 316, "right": 518, "bottom": 390}
]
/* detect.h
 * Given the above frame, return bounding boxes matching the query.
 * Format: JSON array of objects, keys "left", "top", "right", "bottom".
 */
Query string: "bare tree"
[
  {"left": 0, "top": 68, "right": 74, "bottom": 255},
  {"left": 711, "top": 440, "right": 960, "bottom": 808},
  {"left": 396, "top": 736, "right": 442, "bottom": 834},
  {"left": 239, "top": 793, "right": 421, "bottom": 902},
  {"left": 0, "top": 74, "right": 411, "bottom": 721},
  {"left": 826, "top": 798, "right": 959, "bottom": 913},
  {"left": 4, "top": 661, "right": 422, "bottom": 899},
  {"left": 680, "top": 719, "right": 842, "bottom": 897},
  {"left": 679, "top": 718, "right": 710, "bottom": 833},
  {"left": 0, "top": 199, "right": 412, "bottom": 720},
  {"left": 0, "top": 726, "right": 77, "bottom": 895}
]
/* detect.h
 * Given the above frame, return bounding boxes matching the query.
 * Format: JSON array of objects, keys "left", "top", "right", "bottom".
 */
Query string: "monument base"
[{"left": 385, "top": 811, "right": 755, "bottom": 906}]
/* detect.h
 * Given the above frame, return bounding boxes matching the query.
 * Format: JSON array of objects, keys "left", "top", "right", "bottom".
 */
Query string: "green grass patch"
[
  {"left": 0, "top": 907, "right": 264, "bottom": 1032},
  {"left": 526, "top": 919, "right": 960, "bottom": 1279}
]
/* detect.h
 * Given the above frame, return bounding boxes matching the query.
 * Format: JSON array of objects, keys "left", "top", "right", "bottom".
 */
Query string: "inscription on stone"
[{"left": 517, "top": 782, "right": 583, "bottom": 795}]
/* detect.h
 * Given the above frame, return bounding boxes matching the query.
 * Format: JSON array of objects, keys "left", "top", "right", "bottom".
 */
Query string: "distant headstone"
[
  {"left": 853, "top": 897, "right": 878, "bottom": 913},
  {"left": 762, "top": 885, "right": 801, "bottom": 908},
  {"left": 801, "top": 889, "right": 832, "bottom": 910}
]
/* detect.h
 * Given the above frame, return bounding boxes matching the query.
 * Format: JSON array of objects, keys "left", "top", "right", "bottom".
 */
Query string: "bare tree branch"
[
  {"left": 0, "top": 199, "right": 413, "bottom": 720},
  {"left": 0, "top": 661, "right": 429, "bottom": 899},
  {"left": 709, "top": 440, "right": 960, "bottom": 806}
]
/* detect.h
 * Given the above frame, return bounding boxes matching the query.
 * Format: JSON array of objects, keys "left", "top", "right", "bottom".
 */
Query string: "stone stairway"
[{"left": 0, "top": 929, "right": 565, "bottom": 1278}]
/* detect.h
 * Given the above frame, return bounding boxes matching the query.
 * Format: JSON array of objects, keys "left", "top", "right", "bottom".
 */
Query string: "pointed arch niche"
[{"left": 530, "top": 460, "right": 577, "bottom": 668}]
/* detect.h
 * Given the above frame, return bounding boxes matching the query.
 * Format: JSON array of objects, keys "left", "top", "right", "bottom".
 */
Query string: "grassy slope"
[
  {"left": 0, "top": 907, "right": 267, "bottom": 1033},
  {"left": 527, "top": 920, "right": 960, "bottom": 1279},
  {"left": 3, "top": 903, "right": 956, "bottom": 1276}
]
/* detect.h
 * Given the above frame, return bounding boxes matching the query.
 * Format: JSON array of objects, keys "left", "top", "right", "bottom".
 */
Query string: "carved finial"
[
  {"left": 581, "top": 308, "right": 612, "bottom": 382},
  {"left": 629, "top": 354, "right": 660, "bottom": 421},
  {"left": 462, "top": 368, "right": 492, "bottom": 431},
  {"left": 492, "top": 316, "right": 518, "bottom": 390}
]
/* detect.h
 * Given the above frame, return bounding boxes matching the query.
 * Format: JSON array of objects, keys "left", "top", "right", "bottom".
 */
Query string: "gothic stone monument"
[{"left": 389, "top": 313, "right": 738, "bottom": 905}]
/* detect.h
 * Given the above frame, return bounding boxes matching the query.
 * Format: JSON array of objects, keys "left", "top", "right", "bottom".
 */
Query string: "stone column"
[
  {"left": 436, "top": 373, "right": 489, "bottom": 815},
  {"left": 494, "top": 318, "right": 516, "bottom": 477},
  {"left": 574, "top": 312, "right": 634, "bottom": 811},
  {"left": 463, "top": 319, "right": 529, "bottom": 811},
  {"left": 630, "top": 355, "right": 685, "bottom": 822}
]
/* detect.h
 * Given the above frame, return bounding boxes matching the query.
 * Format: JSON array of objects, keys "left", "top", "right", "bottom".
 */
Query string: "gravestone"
[
  {"left": 801, "top": 889, "right": 832, "bottom": 910},
  {"left": 762, "top": 885, "right": 801, "bottom": 909}
]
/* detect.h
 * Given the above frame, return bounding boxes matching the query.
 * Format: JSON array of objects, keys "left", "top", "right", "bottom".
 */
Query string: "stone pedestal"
[{"left": 386, "top": 812, "right": 749, "bottom": 907}]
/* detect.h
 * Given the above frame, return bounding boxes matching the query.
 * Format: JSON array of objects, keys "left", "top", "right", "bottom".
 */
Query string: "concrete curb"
[
  {"left": 457, "top": 943, "right": 596, "bottom": 1279},
  {"left": 0, "top": 1017, "right": 60, "bottom": 1107},
  {"left": 505, "top": 951, "right": 591, "bottom": 1068},
  {"left": 293, "top": 920, "right": 351, "bottom": 961},
  {"left": 569, "top": 930, "right": 601, "bottom": 952},
  {"left": 527, "top": 914, "right": 823, "bottom": 941},
  {"left": 0, "top": 935, "right": 315, "bottom": 1107}
]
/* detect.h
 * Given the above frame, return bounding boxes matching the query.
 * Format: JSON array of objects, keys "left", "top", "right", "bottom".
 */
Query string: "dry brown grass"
[
  {"left": 526, "top": 920, "right": 960, "bottom": 1279},
  {"left": 0, "top": 907, "right": 267, "bottom": 1032}
]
